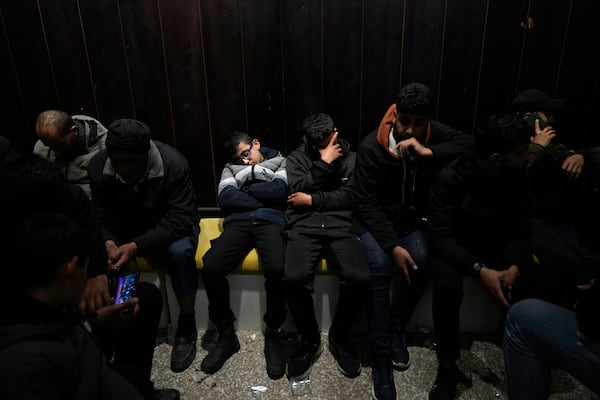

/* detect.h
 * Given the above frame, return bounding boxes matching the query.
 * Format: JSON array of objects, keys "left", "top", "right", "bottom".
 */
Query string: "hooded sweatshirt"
[{"left": 353, "top": 104, "right": 473, "bottom": 253}]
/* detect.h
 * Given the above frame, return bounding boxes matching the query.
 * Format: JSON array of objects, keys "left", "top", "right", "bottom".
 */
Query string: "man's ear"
[
  {"left": 253, "top": 138, "right": 261, "bottom": 148},
  {"left": 489, "top": 152, "right": 504, "bottom": 167},
  {"left": 63, "top": 256, "right": 80, "bottom": 276}
]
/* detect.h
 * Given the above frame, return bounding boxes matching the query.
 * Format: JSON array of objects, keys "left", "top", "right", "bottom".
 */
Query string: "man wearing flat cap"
[{"left": 88, "top": 119, "right": 200, "bottom": 373}]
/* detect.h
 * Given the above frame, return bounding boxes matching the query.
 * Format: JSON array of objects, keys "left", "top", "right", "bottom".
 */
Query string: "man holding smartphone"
[
  {"left": 0, "top": 154, "right": 180, "bottom": 400},
  {"left": 88, "top": 119, "right": 200, "bottom": 375}
]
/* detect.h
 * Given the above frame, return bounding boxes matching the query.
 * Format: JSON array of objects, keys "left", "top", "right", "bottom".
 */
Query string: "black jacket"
[
  {"left": 88, "top": 140, "right": 199, "bottom": 254},
  {"left": 286, "top": 138, "right": 356, "bottom": 230},
  {"left": 0, "top": 295, "right": 142, "bottom": 400},
  {"left": 427, "top": 154, "right": 533, "bottom": 272},
  {"left": 353, "top": 104, "right": 473, "bottom": 253}
]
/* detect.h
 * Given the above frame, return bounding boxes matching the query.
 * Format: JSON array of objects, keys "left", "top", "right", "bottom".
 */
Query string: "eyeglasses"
[{"left": 239, "top": 141, "right": 253, "bottom": 159}]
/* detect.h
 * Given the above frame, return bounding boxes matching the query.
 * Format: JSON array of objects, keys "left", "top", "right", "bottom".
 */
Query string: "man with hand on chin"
[{"left": 353, "top": 82, "right": 472, "bottom": 400}]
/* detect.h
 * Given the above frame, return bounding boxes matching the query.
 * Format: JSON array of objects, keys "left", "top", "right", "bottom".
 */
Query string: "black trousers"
[
  {"left": 201, "top": 219, "right": 287, "bottom": 330},
  {"left": 98, "top": 281, "right": 163, "bottom": 399},
  {"left": 284, "top": 229, "right": 369, "bottom": 343}
]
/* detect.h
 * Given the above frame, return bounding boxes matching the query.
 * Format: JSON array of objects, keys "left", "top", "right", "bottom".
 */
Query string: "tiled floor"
[{"left": 150, "top": 330, "right": 598, "bottom": 400}]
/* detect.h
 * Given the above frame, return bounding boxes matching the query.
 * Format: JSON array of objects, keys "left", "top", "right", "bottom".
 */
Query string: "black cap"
[
  {"left": 106, "top": 119, "right": 151, "bottom": 154},
  {"left": 512, "top": 89, "right": 567, "bottom": 113}
]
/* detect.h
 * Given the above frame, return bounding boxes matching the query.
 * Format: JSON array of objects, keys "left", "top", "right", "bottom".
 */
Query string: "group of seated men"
[{"left": 0, "top": 82, "right": 598, "bottom": 400}]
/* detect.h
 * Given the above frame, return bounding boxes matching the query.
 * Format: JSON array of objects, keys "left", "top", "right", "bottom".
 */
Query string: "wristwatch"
[{"left": 471, "top": 262, "right": 486, "bottom": 277}]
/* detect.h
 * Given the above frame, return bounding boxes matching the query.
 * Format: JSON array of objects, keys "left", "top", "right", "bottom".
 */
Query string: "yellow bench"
[
  {"left": 195, "top": 218, "right": 329, "bottom": 273},
  {"left": 129, "top": 217, "right": 328, "bottom": 274}
]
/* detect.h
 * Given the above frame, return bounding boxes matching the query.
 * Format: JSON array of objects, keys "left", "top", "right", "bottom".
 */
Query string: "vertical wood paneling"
[
  {"left": 476, "top": 2, "right": 524, "bottom": 127},
  {"left": 401, "top": 0, "right": 444, "bottom": 90},
  {"left": 1, "top": 2, "right": 59, "bottom": 142},
  {"left": 200, "top": 0, "right": 246, "bottom": 167},
  {"left": 322, "top": 0, "right": 363, "bottom": 147},
  {"left": 37, "top": 1, "right": 97, "bottom": 117},
  {"left": 118, "top": 0, "right": 172, "bottom": 144},
  {"left": 558, "top": 0, "right": 600, "bottom": 147},
  {"left": 240, "top": 0, "right": 286, "bottom": 153},
  {"left": 517, "top": 0, "right": 570, "bottom": 93},
  {"left": 158, "top": 0, "right": 215, "bottom": 206},
  {"left": 437, "top": 0, "right": 487, "bottom": 133},
  {"left": 2, "top": 0, "right": 600, "bottom": 206},
  {"left": 0, "top": 10, "right": 31, "bottom": 150},
  {"left": 360, "top": 0, "right": 404, "bottom": 138},
  {"left": 281, "top": 0, "right": 322, "bottom": 149},
  {"left": 78, "top": 0, "right": 135, "bottom": 124}
]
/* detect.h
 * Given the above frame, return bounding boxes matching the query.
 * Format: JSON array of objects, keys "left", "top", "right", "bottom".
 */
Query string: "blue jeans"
[
  {"left": 360, "top": 229, "right": 429, "bottom": 359},
  {"left": 504, "top": 299, "right": 600, "bottom": 399},
  {"left": 166, "top": 224, "right": 199, "bottom": 300}
]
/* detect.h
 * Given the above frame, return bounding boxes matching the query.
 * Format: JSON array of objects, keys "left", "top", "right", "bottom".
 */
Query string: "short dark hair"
[
  {"left": 395, "top": 83, "right": 434, "bottom": 115},
  {"left": 224, "top": 130, "right": 252, "bottom": 159},
  {"left": 302, "top": 113, "right": 334, "bottom": 144},
  {"left": 474, "top": 114, "right": 531, "bottom": 159},
  {"left": 12, "top": 212, "right": 88, "bottom": 291}
]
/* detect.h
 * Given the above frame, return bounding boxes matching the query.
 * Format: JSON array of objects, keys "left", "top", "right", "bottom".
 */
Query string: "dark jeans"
[
  {"left": 504, "top": 299, "right": 600, "bottom": 399},
  {"left": 98, "top": 281, "right": 163, "bottom": 399},
  {"left": 285, "top": 229, "right": 369, "bottom": 343},
  {"left": 166, "top": 224, "right": 199, "bottom": 300},
  {"left": 359, "top": 229, "right": 429, "bottom": 359},
  {"left": 201, "top": 220, "right": 287, "bottom": 330}
]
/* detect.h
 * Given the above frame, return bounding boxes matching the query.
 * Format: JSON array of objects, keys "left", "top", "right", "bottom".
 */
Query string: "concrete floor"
[{"left": 150, "top": 330, "right": 598, "bottom": 400}]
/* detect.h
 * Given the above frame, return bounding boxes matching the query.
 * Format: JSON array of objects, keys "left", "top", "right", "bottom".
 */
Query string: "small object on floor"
[{"left": 290, "top": 375, "right": 312, "bottom": 396}]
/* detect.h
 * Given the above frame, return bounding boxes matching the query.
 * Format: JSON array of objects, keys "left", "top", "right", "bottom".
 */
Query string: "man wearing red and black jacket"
[{"left": 353, "top": 82, "right": 473, "bottom": 400}]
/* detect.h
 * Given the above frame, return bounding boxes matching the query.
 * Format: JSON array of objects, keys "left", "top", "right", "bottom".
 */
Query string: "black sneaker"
[
  {"left": 371, "top": 358, "right": 396, "bottom": 400},
  {"left": 264, "top": 328, "right": 287, "bottom": 379},
  {"left": 286, "top": 337, "right": 322, "bottom": 378},
  {"left": 200, "top": 330, "right": 240, "bottom": 374},
  {"left": 170, "top": 327, "right": 197, "bottom": 373},
  {"left": 155, "top": 388, "right": 180, "bottom": 400},
  {"left": 429, "top": 364, "right": 459, "bottom": 400},
  {"left": 391, "top": 331, "right": 410, "bottom": 370},
  {"left": 328, "top": 334, "right": 361, "bottom": 378}
]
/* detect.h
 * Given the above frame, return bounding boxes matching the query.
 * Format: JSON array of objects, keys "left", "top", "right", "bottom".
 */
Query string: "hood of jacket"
[{"left": 376, "top": 104, "right": 431, "bottom": 160}]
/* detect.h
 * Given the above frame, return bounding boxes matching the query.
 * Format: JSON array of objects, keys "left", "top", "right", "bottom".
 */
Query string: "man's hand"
[
  {"left": 107, "top": 241, "right": 138, "bottom": 270},
  {"left": 532, "top": 120, "right": 556, "bottom": 148},
  {"left": 395, "top": 137, "right": 433, "bottom": 159},
  {"left": 480, "top": 267, "right": 510, "bottom": 307},
  {"left": 561, "top": 153, "right": 584, "bottom": 179},
  {"left": 391, "top": 245, "right": 418, "bottom": 284},
  {"left": 319, "top": 131, "right": 343, "bottom": 164},
  {"left": 96, "top": 298, "right": 140, "bottom": 331},
  {"left": 79, "top": 274, "right": 112, "bottom": 314},
  {"left": 287, "top": 192, "right": 312, "bottom": 207}
]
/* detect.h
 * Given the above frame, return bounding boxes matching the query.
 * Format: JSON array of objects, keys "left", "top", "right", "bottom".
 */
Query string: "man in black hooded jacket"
[{"left": 284, "top": 113, "right": 369, "bottom": 380}]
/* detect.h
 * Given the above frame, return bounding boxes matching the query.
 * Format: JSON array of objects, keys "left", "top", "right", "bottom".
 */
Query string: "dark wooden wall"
[{"left": 1, "top": 0, "right": 598, "bottom": 206}]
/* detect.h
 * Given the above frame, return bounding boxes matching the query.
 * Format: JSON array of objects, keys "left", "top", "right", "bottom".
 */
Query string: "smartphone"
[
  {"left": 524, "top": 112, "right": 548, "bottom": 132},
  {"left": 113, "top": 272, "right": 139, "bottom": 305}
]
